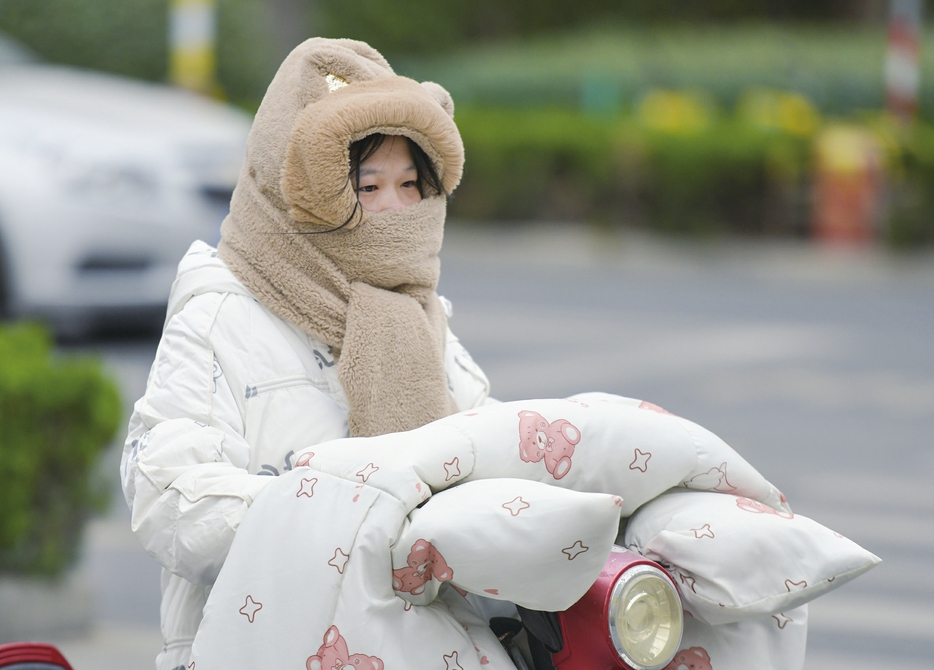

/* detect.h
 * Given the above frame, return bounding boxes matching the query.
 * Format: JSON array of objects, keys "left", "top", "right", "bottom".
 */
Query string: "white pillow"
[
  {"left": 569, "top": 392, "right": 788, "bottom": 511},
  {"left": 670, "top": 604, "right": 809, "bottom": 670},
  {"left": 624, "top": 489, "right": 880, "bottom": 625},
  {"left": 391, "top": 478, "right": 621, "bottom": 612}
]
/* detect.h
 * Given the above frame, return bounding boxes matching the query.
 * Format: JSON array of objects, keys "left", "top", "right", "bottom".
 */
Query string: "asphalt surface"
[{"left": 44, "top": 225, "right": 934, "bottom": 669}]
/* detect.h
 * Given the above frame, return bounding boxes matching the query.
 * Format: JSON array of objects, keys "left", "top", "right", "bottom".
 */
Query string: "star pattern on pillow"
[
  {"left": 784, "top": 579, "right": 807, "bottom": 592},
  {"left": 297, "top": 477, "right": 317, "bottom": 498},
  {"left": 444, "top": 458, "right": 461, "bottom": 481},
  {"left": 328, "top": 548, "right": 350, "bottom": 574},
  {"left": 679, "top": 573, "right": 697, "bottom": 593},
  {"left": 443, "top": 651, "right": 464, "bottom": 670},
  {"left": 502, "top": 496, "right": 530, "bottom": 516},
  {"left": 562, "top": 540, "right": 589, "bottom": 560},
  {"left": 772, "top": 612, "right": 793, "bottom": 629},
  {"left": 356, "top": 463, "right": 379, "bottom": 483},
  {"left": 629, "top": 449, "right": 651, "bottom": 473},
  {"left": 238, "top": 595, "right": 262, "bottom": 623},
  {"left": 691, "top": 524, "right": 715, "bottom": 539}
]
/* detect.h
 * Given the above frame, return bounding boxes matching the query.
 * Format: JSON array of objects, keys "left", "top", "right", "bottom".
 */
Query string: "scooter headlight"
[{"left": 607, "top": 564, "right": 683, "bottom": 670}]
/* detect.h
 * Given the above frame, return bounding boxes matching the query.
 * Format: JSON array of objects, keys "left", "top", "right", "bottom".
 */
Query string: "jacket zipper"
[{"left": 244, "top": 374, "right": 330, "bottom": 399}]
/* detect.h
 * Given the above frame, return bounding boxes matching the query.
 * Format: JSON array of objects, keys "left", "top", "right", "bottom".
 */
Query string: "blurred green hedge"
[
  {"left": 888, "top": 122, "right": 934, "bottom": 246},
  {"left": 0, "top": 4, "right": 920, "bottom": 113},
  {"left": 0, "top": 0, "right": 278, "bottom": 107},
  {"left": 318, "top": 1, "right": 898, "bottom": 56},
  {"left": 451, "top": 105, "right": 813, "bottom": 236},
  {"left": 0, "top": 323, "right": 121, "bottom": 577},
  {"left": 399, "top": 25, "right": 934, "bottom": 118},
  {"left": 451, "top": 103, "right": 934, "bottom": 245}
]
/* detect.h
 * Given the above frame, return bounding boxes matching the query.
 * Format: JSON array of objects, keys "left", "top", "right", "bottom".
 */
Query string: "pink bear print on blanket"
[
  {"left": 306, "top": 625, "right": 384, "bottom": 670},
  {"left": 638, "top": 400, "right": 677, "bottom": 416},
  {"left": 518, "top": 410, "right": 581, "bottom": 480},
  {"left": 392, "top": 539, "right": 453, "bottom": 596},
  {"left": 663, "top": 646, "right": 713, "bottom": 670},
  {"left": 736, "top": 496, "right": 794, "bottom": 519}
]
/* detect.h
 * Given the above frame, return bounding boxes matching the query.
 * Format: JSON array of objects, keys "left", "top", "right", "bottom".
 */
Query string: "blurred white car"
[{"left": 0, "top": 32, "right": 252, "bottom": 337}]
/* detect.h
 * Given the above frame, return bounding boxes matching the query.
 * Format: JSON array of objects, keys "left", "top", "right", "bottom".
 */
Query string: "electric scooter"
[{"left": 0, "top": 547, "right": 680, "bottom": 670}]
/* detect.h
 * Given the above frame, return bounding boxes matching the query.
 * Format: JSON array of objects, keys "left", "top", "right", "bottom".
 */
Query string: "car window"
[{"left": 0, "top": 30, "right": 38, "bottom": 66}]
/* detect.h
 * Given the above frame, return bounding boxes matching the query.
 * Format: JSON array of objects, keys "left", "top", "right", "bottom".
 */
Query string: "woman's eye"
[
  {"left": 358, "top": 184, "right": 377, "bottom": 193},
  {"left": 402, "top": 180, "right": 418, "bottom": 188}
]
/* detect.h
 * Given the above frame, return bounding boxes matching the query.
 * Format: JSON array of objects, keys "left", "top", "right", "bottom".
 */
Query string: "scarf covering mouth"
[{"left": 218, "top": 37, "right": 463, "bottom": 437}]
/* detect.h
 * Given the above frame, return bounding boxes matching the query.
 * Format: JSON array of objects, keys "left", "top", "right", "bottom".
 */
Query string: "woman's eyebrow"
[{"left": 359, "top": 163, "right": 417, "bottom": 177}]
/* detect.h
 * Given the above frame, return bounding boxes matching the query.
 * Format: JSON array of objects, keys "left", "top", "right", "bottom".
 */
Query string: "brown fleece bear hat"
[
  {"left": 218, "top": 38, "right": 463, "bottom": 437},
  {"left": 247, "top": 37, "right": 463, "bottom": 228}
]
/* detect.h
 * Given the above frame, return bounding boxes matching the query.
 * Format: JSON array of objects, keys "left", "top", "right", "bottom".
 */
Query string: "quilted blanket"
[{"left": 189, "top": 394, "right": 878, "bottom": 670}]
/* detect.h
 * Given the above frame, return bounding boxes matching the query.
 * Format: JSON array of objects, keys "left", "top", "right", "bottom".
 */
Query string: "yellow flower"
[
  {"left": 637, "top": 89, "right": 712, "bottom": 134},
  {"left": 737, "top": 88, "right": 820, "bottom": 137}
]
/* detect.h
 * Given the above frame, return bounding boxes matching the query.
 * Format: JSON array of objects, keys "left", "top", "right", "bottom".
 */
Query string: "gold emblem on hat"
[{"left": 326, "top": 73, "right": 349, "bottom": 92}]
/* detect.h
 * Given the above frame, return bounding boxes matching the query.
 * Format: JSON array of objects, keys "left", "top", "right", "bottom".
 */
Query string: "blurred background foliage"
[
  {"left": 2, "top": 0, "right": 929, "bottom": 109},
  {"left": 0, "top": 323, "right": 121, "bottom": 576},
  {"left": 1, "top": 0, "right": 933, "bottom": 244},
  {"left": 451, "top": 106, "right": 815, "bottom": 237},
  {"left": 318, "top": 0, "right": 906, "bottom": 56},
  {"left": 0, "top": 0, "right": 278, "bottom": 106},
  {"left": 398, "top": 27, "right": 897, "bottom": 114}
]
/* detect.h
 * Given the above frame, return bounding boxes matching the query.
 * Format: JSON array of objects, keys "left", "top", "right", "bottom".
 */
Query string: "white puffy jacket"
[{"left": 120, "top": 241, "right": 492, "bottom": 670}]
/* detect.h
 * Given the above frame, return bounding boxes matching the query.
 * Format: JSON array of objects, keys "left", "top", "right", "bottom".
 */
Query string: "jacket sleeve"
[
  {"left": 440, "top": 296, "right": 494, "bottom": 410},
  {"left": 445, "top": 327, "right": 494, "bottom": 410},
  {"left": 120, "top": 292, "right": 272, "bottom": 585}
]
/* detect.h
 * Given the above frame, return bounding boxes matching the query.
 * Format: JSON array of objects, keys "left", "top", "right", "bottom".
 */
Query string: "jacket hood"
[{"left": 165, "top": 241, "right": 251, "bottom": 327}]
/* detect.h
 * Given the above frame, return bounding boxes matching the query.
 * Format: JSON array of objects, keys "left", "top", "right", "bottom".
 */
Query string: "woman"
[{"left": 120, "top": 37, "right": 490, "bottom": 670}]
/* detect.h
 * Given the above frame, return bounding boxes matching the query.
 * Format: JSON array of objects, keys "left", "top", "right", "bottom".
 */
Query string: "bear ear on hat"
[{"left": 420, "top": 81, "right": 455, "bottom": 118}]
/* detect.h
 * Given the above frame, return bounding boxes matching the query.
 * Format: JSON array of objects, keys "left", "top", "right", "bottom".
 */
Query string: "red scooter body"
[
  {"left": 549, "top": 546, "right": 683, "bottom": 670},
  {"left": 0, "top": 642, "right": 74, "bottom": 670}
]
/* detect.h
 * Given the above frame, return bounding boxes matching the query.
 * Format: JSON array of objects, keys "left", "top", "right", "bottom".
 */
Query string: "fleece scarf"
[{"left": 218, "top": 38, "right": 463, "bottom": 437}]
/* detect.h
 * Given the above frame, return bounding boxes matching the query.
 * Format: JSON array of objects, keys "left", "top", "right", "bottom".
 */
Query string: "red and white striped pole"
[{"left": 885, "top": 0, "right": 923, "bottom": 126}]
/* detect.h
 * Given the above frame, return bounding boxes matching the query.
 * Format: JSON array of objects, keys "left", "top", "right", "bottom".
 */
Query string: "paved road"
[{"left": 49, "top": 226, "right": 934, "bottom": 669}]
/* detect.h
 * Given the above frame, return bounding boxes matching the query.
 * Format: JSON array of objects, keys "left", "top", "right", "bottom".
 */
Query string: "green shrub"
[
  {"left": 637, "top": 121, "right": 812, "bottom": 235},
  {"left": 0, "top": 323, "right": 121, "bottom": 577},
  {"left": 400, "top": 25, "right": 894, "bottom": 115},
  {"left": 451, "top": 108, "right": 617, "bottom": 222},
  {"left": 399, "top": 24, "right": 934, "bottom": 119},
  {"left": 886, "top": 122, "right": 934, "bottom": 247},
  {"left": 452, "top": 107, "right": 812, "bottom": 235}
]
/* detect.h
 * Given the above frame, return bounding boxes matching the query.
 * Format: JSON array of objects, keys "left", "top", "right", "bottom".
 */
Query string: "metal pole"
[
  {"left": 886, "top": 0, "right": 923, "bottom": 125},
  {"left": 169, "top": 0, "right": 218, "bottom": 96}
]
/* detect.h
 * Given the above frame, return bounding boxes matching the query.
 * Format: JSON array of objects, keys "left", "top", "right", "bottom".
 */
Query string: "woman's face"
[{"left": 355, "top": 136, "right": 422, "bottom": 212}]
